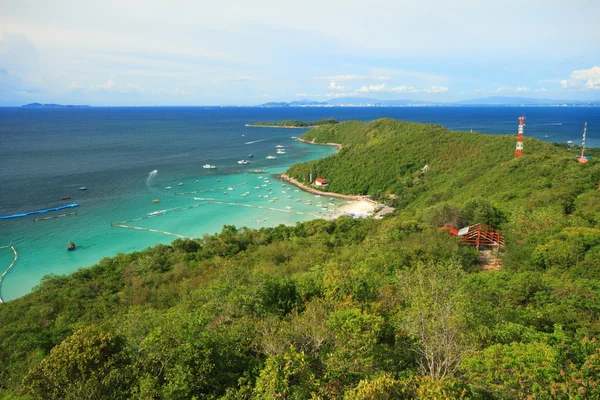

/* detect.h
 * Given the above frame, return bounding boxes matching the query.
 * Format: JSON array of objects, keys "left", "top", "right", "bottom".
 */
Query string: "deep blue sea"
[{"left": 1, "top": 106, "right": 599, "bottom": 301}]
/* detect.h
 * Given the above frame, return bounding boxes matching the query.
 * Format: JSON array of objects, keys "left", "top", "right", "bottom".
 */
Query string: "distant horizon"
[
  {"left": 10, "top": 95, "right": 600, "bottom": 108},
  {"left": 1, "top": 1, "right": 599, "bottom": 106}
]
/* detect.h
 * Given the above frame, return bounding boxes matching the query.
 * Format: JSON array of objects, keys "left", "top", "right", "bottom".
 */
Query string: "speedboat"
[
  {"left": 165, "top": 186, "right": 172, "bottom": 190},
  {"left": 275, "top": 145, "right": 284, "bottom": 148},
  {"left": 78, "top": 186, "right": 87, "bottom": 190},
  {"left": 238, "top": 160, "right": 250, "bottom": 165},
  {"left": 276, "top": 150, "right": 286, "bottom": 154},
  {"left": 248, "top": 154, "right": 254, "bottom": 158},
  {"left": 203, "top": 164, "right": 216, "bottom": 169},
  {"left": 266, "top": 155, "right": 277, "bottom": 159}
]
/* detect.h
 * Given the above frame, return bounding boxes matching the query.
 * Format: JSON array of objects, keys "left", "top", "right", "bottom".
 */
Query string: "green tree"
[
  {"left": 253, "top": 345, "right": 317, "bottom": 399},
  {"left": 22, "top": 326, "right": 132, "bottom": 400},
  {"left": 395, "top": 260, "right": 475, "bottom": 381}
]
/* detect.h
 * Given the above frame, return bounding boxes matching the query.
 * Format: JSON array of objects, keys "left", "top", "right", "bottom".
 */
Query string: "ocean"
[{"left": 1, "top": 106, "right": 599, "bottom": 301}]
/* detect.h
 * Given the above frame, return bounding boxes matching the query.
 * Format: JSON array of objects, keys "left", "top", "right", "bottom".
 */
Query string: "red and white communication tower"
[
  {"left": 578, "top": 122, "right": 589, "bottom": 164},
  {"left": 515, "top": 116, "right": 525, "bottom": 158}
]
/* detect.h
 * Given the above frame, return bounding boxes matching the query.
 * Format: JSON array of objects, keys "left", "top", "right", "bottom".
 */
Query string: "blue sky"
[{"left": 1, "top": 0, "right": 599, "bottom": 106}]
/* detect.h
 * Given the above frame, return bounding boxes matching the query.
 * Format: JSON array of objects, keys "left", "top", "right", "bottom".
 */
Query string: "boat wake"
[
  {"left": 245, "top": 139, "right": 265, "bottom": 145},
  {"left": 146, "top": 169, "right": 161, "bottom": 195}
]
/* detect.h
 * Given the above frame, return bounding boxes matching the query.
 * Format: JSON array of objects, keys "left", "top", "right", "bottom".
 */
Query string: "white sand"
[{"left": 331, "top": 199, "right": 376, "bottom": 218}]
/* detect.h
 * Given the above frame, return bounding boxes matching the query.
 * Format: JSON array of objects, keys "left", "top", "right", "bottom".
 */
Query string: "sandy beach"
[
  {"left": 276, "top": 173, "right": 377, "bottom": 219},
  {"left": 331, "top": 199, "right": 376, "bottom": 218}
]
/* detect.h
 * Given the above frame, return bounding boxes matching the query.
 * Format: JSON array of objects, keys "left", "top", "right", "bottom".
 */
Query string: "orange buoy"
[{"left": 153, "top": 199, "right": 160, "bottom": 203}]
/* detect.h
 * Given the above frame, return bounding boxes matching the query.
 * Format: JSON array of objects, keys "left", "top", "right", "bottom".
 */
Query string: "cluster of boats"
[{"left": 202, "top": 143, "right": 288, "bottom": 169}]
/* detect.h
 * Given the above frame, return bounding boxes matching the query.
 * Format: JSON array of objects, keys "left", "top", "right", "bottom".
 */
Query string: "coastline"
[
  {"left": 276, "top": 173, "right": 378, "bottom": 219},
  {"left": 245, "top": 124, "right": 316, "bottom": 129},
  {"left": 296, "top": 138, "right": 343, "bottom": 151}
]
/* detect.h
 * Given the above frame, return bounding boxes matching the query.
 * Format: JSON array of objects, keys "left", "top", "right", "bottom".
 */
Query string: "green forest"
[
  {"left": 2, "top": 119, "right": 600, "bottom": 399},
  {"left": 247, "top": 119, "right": 339, "bottom": 128}
]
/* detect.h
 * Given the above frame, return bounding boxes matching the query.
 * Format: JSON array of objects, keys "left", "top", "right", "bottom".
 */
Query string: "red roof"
[{"left": 315, "top": 178, "right": 327, "bottom": 183}]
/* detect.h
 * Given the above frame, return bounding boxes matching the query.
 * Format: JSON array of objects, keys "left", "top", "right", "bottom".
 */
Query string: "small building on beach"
[{"left": 314, "top": 177, "right": 328, "bottom": 187}]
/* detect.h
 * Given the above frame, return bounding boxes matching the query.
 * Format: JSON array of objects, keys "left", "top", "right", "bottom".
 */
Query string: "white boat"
[
  {"left": 276, "top": 150, "right": 286, "bottom": 154},
  {"left": 78, "top": 186, "right": 87, "bottom": 190},
  {"left": 178, "top": 183, "right": 184, "bottom": 186},
  {"left": 165, "top": 186, "right": 172, "bottom": 190},
  {"left": 275, "top": 145, "right": 284, "bottom": 148},
  {"left": 203, "top": 164, "right": 216, "bottom": 169},
  {"left": 238, "top": 160, "right": 250, "bottom": 165},
  {"left": 266, "top": 155, "right": 277, "bottom": 159}
]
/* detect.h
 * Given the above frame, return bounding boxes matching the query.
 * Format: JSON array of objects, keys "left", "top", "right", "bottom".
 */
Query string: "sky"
[{"left": 1, "top": 0, "right": 599, "bottom": 106}]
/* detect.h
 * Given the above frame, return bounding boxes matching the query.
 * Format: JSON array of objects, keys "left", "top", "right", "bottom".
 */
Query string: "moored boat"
[
  {"left": 66, "top": 241, "right": 76, "bottom": 251},
  {"left": 203, "top": 164, "right": 217, "bottom": 169}
]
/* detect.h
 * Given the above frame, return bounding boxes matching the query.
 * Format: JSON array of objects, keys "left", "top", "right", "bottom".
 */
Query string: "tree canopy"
[{"left": 1, "top": 118, "right": 600, "bottom": 399}]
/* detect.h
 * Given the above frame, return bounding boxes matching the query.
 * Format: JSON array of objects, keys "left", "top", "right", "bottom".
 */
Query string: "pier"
[{"left": 0, "top": 244, "right": 18, "bottom": 304}]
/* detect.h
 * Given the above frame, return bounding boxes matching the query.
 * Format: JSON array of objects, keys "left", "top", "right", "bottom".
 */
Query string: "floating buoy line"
[{"left": 0, "top": 244, "right": 18, "bottom": 304}]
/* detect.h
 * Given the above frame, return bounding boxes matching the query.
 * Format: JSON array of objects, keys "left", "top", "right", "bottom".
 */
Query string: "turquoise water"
[
  {"left": 1, "top": 106, "right": 599, "bottom": 301},
  {"left": 0, "top": 108, "right": 343, "bottom": 301}
]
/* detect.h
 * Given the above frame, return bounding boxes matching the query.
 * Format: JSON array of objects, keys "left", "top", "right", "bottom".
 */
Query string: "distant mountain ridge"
[
  {"left": 22, "top": 103, "right": 91, "bottom": 108},
  {"left": 260, "top": 96, "right": 600, "bottom": 107}
]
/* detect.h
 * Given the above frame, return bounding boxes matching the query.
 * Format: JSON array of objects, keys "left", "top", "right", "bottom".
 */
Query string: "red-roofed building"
[{"left": 314, "top": 177, "right": 328, "bottom": 187}]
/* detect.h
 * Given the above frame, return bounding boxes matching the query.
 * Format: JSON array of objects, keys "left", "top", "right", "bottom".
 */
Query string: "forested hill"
[
  {"left": 287, "top": 118, "right": 597, "bottom": 213},
  {"left": 1, "top": 119, "right": 600, "bottom": 399},
  {"left": 247, "top": 118, "right": 339, "bottom": 127}
]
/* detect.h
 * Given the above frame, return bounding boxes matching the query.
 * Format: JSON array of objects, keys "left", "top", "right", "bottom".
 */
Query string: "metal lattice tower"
[{"left": 515, "top": 116, "right": 525, "bottom": 158}]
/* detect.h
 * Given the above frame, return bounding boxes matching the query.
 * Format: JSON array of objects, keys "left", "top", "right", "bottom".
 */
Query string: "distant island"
[
  {"left": 21, "top": 103, "right": 91, "bottom": 108},
  {"left": 260, "top": 96, "right": 600, "bottom": 107},
  {"left": 246, "top": 118, "right": 339, "bottom": 128}
]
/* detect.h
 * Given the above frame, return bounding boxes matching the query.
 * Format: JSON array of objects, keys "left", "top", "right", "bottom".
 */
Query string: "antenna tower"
[
  {"left": 515, "top": 116, "right": 525, "bottom": 158},
  {"left": 578, "top": 122, "right": 589, "bottom": 164}
]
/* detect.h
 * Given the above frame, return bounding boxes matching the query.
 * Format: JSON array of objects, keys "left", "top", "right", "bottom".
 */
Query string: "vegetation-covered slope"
[
  {"left": 1, "top": 119, "right": 600, "bottom": 399},
  {"left": 247, "top": 118, "right": 339, "bottom": 127},
  {"left": 287, "top": 119, "right": 596, "bottom": 212}
]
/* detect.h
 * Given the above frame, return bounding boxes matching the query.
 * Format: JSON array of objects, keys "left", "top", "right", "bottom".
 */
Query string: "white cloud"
[
  {"left": 515, "top": 87, "right": 530, "bottom": 92},
  {"left": 295, "top": 92, "right": 324, "bottom": 97},
  {"left": 535, "top": 88, "right": 548, "bottom": 92},
  {"left": 570, "top": 66, "right": 600, "bottom": 89},
  {"left": 423, "top": 86, "right": 449, "bottom": 93},
  {"left": 328, "top": 81, "right": 349, "bottom": 90},
  {"left": 96, "top": 76, "right": 116, "bottom": 90},
  {"left": 357, "top": 83, "right": 387, "bottom": 92},
  {"left": 314, "top": 75, "right": 391, "bottom": 81},
  {"left": 390, "top": 85, "right": 416, "bottom": 93},
  {"left": 560, "top": 66, "right": 600, "bottom": 90},
  {"left": 357, "top": 84, "right": 448, "bottom": 94}
]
